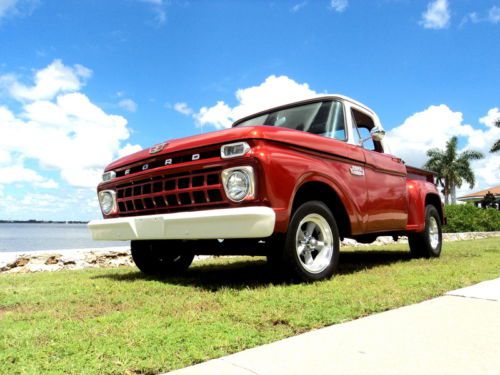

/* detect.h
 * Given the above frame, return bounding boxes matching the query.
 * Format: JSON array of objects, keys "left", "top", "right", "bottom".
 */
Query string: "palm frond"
[
  {"left": 458, "top": 150, "right": 484, "bottom": 161},
  {"left": 491, "top": 140, "right": 500, "bottom": 153},
  {"left": 445, "top": 136, "right": 458, "bottom": 162},
  {"left": 423, "top": 136, "right": 483, "bottom": 198}
]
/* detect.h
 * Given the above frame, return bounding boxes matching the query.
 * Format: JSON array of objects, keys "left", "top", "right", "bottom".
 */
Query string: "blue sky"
[{"left": 0, "top": 0, "right": 499, "bottom": 220}]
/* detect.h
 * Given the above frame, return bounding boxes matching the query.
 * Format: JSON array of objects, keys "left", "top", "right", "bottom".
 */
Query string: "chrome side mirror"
[{"left": 370, "top": 126, "right": 385, "bottom": 141}]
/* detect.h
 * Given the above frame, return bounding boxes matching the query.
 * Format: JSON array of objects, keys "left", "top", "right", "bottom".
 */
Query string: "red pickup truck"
[{"left": 89, "top": 95, "right": 444, "bottom": 281}]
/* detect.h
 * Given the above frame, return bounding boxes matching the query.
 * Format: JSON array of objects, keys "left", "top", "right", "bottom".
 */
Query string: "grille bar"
[{"left": 115, "top": 168, "right": 227, "bottom": 216}]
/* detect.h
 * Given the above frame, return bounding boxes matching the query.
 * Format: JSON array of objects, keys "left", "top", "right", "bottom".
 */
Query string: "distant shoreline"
[{"left": 0, "top": 220, "right": 89, "bottom": 224}]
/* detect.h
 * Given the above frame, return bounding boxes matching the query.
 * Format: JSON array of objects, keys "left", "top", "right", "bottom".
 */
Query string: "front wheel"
[
  {"left": 131, "top": 240, "right": 194, "bottom": 276},
  {"left": 408, "top": 205, "right": 442, "bottom": 258},
  {"left": 281, "top": 201, "right": 340, "bottom": 282}
]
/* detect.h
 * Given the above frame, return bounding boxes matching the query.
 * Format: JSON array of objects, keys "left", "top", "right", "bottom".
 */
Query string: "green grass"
[{"left": 1, "top": 238, "right": 499, "bottom": 375}]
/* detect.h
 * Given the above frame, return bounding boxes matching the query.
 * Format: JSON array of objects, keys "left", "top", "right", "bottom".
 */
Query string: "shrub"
[{"left": 443, "top": 204, "right": 500, "bottom": 233}]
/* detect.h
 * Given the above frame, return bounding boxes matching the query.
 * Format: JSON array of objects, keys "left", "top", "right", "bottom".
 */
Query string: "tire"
[
  {"left": 280, "top": 201, "right": 340, "bottom": 282},
  {"left": 408, "top": 205, "right": 442, "bottom": 258},
  {"left": 131, "top": 240, "right": 194, "bottom": 276}
]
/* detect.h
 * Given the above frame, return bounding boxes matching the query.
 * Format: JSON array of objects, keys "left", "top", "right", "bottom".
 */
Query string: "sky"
[{"left": 0, "top": 0, "right": 499, "bottom": 221}]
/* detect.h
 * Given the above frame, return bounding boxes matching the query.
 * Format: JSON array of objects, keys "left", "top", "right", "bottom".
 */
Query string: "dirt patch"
[
  {"left": 272, "top": 318, "right": 290, "bottom": 326},
  {"left": 71, "top": 302, "right": 128, "bottom": 320}
]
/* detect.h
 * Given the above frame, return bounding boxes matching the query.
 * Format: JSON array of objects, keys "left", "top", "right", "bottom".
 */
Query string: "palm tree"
[
  {"left": 491, "top": 119, "right": 500, "bottom": 153},
  {"left": 424, "top": 136, "right": 484, "bottom": 204}
]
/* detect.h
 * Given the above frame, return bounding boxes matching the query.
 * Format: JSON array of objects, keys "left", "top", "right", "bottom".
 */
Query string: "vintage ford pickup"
[{"left": 89, "top": 95, "right": 444, "bottom": 281}]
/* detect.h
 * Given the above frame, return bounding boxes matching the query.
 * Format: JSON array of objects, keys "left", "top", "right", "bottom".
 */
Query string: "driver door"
[{"left": 351, "top": 108, "right": 408, "bottom": 232}]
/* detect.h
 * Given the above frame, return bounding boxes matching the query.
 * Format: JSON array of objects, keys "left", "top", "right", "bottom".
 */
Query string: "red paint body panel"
[
  {"left": 363, "top": 151, "right": 408, "bottom": 232},
  {"left": 98, "top": 125, "right": 443, "bottom": 236},
  {"left": 405, "top": 179, "right": 442, "bottom": 232}
]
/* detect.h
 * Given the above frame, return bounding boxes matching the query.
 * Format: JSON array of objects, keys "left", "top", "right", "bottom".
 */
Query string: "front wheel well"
[
  {"left": 425, "top": 194, "right": 444, "bottom": 224},
  {"left": 291, "top": 181, "right": 351, "bottom": 238}
]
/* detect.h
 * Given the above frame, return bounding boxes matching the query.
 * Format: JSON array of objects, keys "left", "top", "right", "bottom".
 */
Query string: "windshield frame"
[{"left": 232, "top": 97, "right": 341, "bottom": 128}]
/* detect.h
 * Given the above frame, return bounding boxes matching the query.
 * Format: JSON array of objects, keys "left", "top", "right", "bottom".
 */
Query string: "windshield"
[{"left": 235, "top": 100, "right": 346, "bottom": 141}]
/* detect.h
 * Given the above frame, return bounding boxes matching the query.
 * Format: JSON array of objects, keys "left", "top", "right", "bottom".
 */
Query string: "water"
[{"left": 0, "top": 223, "right": 128, "bottom": 252}]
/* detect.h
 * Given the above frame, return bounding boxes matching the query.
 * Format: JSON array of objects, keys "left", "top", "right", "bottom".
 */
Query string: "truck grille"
[{"left": 115, "top": 167, "right": 228, "bottom": 216}]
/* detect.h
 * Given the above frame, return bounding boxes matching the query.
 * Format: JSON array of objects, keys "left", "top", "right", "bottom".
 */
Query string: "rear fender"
[{"left": 406, "top": 179, "right": 443, "bottom": 232}]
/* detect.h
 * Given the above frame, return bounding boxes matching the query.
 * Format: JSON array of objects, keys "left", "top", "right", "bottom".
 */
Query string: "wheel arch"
[
  {"left": 425, "top": 193, "right": 444, "bottom": 225},
  {"left": 291, "top": 179, "right": 352, "bottom": 239}
]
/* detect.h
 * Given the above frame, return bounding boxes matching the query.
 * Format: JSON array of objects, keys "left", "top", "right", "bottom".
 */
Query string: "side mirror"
[{"left": 370, "top": 126, "right": 385, "bottom": 141}]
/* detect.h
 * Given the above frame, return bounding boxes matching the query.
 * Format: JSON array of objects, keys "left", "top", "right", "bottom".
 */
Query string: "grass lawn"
[{"left": 1, "top": 237, "right": 499, "bottom": 374}]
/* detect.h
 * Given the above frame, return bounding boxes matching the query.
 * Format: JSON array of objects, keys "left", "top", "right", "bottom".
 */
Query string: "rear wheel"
[
  {"left": 131, "top": 240, "right": 194, "bottom": 276},
  {"left": 408, "top": 205, "right": 442, "bottom": 258},
  {"left": 279, "top": 201, "right": 340, "bottom": 282}
]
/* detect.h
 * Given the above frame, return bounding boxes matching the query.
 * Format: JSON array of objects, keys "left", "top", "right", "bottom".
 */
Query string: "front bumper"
[{"left": 88, "top": 206, "right": 276, "bottom": 241}]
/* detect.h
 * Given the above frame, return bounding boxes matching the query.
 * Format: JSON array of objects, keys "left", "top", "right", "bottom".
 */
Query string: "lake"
[{"left": 0, "top": 223, "right": 128, "bottom": 252}]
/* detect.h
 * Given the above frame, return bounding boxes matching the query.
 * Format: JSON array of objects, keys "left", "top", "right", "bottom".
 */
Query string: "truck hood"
[
  {"left": 106, "top": 126, "right": 270, "bottom": 171},
  {"left": 106, "top": 125, "right": 366, "bottom": 171}
]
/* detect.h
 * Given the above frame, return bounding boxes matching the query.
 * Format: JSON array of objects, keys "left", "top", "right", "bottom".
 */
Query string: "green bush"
[{"left": 443, "top": 204, "right": 500, "bottom": 233}]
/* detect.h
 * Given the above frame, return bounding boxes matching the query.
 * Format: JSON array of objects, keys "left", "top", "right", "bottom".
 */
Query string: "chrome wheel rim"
[
  {"left": 295, "top": 213, "right": 334, "bottom": 274},
  {"left": 428, "top": 216, "right": 439, "bottom": 250}
]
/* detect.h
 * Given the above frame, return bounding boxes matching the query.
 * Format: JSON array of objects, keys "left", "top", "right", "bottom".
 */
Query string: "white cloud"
[
  {"left": 0, "top": 192, "right": 66, "bottom": 218},
  {"left": 459, "top": 12, "right": 480, "bottom": 27},
  {"left": 197, "top": 101, "right": 233, "bottom": 129},
  {"left": 0, "top": 148, "right": 11, "bottom": 164},
  {"left": 20, "top": 193, "right": 59, "bottom": 207},
  {"left": 195, "top": 75, "right": 318, "bottom": 130},
  {"left": 0, "top": 188, "right": 104, "bottom": 220},
  {"left": 35, "top": 179, "right": 59, "bottom": 189},
  {"left": 489, "top": 6, "right": 500, "bottom": 23},
  {"left": 139, "top": 0, "right": 166, "bottom": 25},
  {"left": 174, "top": 102, "right": 194, "bottom": 116},
  {"left": 117, "top": 143, "right": 142, "bottom": 158},
  {"left": 479, "top": 108, "right": 500, "bottom": 129},
  {"left": 387, "top": 105, "right": 500, "bottom": 195},
  {"left": 420, "top": 0, "right": 450, "bottom": 29},
  {"left": 0, "top": 0, "right": 17, "bottom": 18},
  {"left": 0, "top": 0, "right": 37, "bottom": 21},
  {"left": 460, "top": 6, "right": 500, "bottom": 26},
  {"left": 3, "top": 60, "right": 92, "bottom": 101},
  {"left": 291, "top": 1, "right": 307, "bottom": 13},
  {"left": 0, "top": 165, "right": 58, "bottom": 188},
  {"left": 0, "top": 60, "right": 141, "bottom": 189},
  {"left": 330, "top": 0, "right": 348, "bottom": 13},
  {"left": 118, "top": 98, "right": 137, "bottom": 112}
]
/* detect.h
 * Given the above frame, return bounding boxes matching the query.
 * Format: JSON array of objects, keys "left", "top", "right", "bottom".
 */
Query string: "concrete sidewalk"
[{"left": 166, "top": 278, "right": 500, "bottom": 375}]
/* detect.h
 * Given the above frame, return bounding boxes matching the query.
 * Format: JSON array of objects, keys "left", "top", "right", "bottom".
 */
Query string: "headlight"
[
  {"left": 221, "top": 166, "right": 255, "bottom": 202},
  {"left": 98, "top": 190, "right": 117, "bottom": 215},
  {"left": 221, "top": 142, "right": 250, "bottom": 159},
  {"left": 102, "top": 171, "right": 116, "bottom": 182}
]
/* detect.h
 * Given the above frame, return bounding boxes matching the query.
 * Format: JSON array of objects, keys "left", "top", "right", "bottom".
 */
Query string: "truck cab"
[{"left": 89, "top": 95, "right": 444, "bottom": 281}]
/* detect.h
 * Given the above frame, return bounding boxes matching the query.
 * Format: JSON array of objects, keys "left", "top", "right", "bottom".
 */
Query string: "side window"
[
  {"left": 351, "top": 109, "right": 383, "bottom": 152},
  {"left": 358, "top": 127, "right": 376, "bottom": 151},
  {"left": 351, "top": 113, "right": 362, "bottom": 145}
]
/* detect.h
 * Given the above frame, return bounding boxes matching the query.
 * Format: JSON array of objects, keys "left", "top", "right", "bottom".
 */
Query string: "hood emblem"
[{"left": 149, "top": 142, "right": 167, "bottom": 154}]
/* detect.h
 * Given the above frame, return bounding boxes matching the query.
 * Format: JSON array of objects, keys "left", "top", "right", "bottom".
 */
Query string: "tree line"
[{"left": 423, "top": 119, "right": 499, "bottom": 205}]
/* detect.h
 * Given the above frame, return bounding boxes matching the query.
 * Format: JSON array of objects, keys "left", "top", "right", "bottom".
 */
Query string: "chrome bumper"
[{"left": 88, "top": 207, "right": 276, "bottom": 241}]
